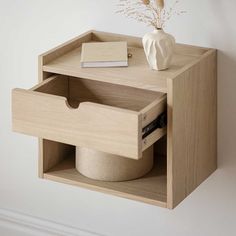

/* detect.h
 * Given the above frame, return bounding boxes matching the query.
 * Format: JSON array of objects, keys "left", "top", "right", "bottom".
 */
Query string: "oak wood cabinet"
[{"left": 12, "top": 30, "right": 217, "bottom": 209}]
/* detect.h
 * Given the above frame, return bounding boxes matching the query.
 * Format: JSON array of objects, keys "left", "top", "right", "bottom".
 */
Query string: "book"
[{"left": 80, "top": 41, "right": 128, "bottom": 68}]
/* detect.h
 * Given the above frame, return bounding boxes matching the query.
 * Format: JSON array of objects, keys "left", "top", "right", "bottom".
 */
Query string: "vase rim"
[{"left": 153, "top": 28, "right": 164, "bottom": 32}]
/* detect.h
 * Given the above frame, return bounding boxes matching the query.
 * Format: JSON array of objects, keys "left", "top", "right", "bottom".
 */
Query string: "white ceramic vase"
[{"left": 142, "top": 29, "right": 175, "bottom": 71}]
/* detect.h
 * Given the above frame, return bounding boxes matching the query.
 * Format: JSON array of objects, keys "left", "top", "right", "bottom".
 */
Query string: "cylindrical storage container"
[{"left": 76, "top": 146, "right": 154, "bottom": 182}]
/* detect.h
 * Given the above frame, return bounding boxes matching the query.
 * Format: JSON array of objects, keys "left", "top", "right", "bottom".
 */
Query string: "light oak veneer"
[
  {"left": 12, "top": 75, "right": 166, "bottom": 159},
  {"left": 12, "top": 30, "right": 217, "bottom": 209}
]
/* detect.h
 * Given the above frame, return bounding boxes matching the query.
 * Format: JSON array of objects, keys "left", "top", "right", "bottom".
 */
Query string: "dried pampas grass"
[
  {"left": 116, "top": 0, "right": 186, "bottom": 29},
  {"left": 142, "top": 0, "right": 150, "bottom": 5},
  {"left": 156, "top": 0, "right": 164, "bottom": 9}
]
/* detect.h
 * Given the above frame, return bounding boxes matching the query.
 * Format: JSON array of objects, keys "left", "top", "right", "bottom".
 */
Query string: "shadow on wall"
[
  {"left": 206, "top": 0, "right": 236, "bottom": 170},
  {"left": 216, "top": 50, "right": 236, "bottom": 169}
]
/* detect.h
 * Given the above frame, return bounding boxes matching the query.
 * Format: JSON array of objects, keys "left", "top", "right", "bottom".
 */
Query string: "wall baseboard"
[{"left": 0, "top": 208, "right": 102, "bottom": 236}]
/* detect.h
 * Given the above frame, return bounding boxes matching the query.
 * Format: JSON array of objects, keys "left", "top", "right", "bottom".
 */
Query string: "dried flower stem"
[{"left": 116, "top": 0, "right": 186, "bottom": 29}]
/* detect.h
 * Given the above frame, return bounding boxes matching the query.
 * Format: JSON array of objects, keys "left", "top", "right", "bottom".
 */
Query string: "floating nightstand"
[{"left": 12, "top": 30, "right": 217, "bottom": 209}]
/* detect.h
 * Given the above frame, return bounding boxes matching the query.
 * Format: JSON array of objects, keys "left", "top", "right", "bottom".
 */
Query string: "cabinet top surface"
[{"left": 41, "top": 30, "right": 214, "bottom": 93}]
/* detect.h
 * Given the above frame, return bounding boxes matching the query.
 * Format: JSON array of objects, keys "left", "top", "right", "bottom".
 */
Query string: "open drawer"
[{"left": 12, "top": 75, "right": 167, "bottom": 159}]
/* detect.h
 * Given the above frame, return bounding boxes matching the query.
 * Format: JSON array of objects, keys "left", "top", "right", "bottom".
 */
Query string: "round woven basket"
[{"left": 75, "top": 146, "right": 154, "bottom": 182}]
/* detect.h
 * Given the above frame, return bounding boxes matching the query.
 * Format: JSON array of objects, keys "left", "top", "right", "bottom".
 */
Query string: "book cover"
[{"left": 81, "top": 41, "right": 128, "bottom": 68}]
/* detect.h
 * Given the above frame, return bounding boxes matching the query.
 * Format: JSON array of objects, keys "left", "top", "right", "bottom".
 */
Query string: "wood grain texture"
[
  {"left": 33, "top": 75, "right": 68, "bottom": 96},
  {"left": 41, "top": 30, "right": 93, "bottom": 65},
  {"left": 34, "top": 74, "right": 69, "bottom": 176},
  {"left": 44, "top": 153, "right": 167, "bottom": 207},
  {"left": 92, "top": 31, "right": 210, "bottom": 56},
  {"left": 141, "top": 96, "right": 167, "bottom": 151},
  {"left": 42, "top": 46, "right": 201, "bottom": 93},
  {"left": 141, "top": 96, "right": 167, "bottom": 127},
  {"left": 68, "top": 77, "right": 163, "bottom": 111},
  {"left": 92, "top": 30, "right": 143, "bottom": 48},
  {"left": 12, "top": 88, "right": 142, "bottom": 159},
  {"left": 38, "top": 54, "right": 53, "bottom": 177},
  {"left": 13, "top": 75, "right": 166, "bottom": 160},
  {"left": 43, "top": 46, "right": 168, "bottom": 93},
  {"left": 42, "top": 31, "right": 210, "bottom": 93},
  {"left": 42, "top": 140, "right": 74, "bottom": 173},
  {"left": 12, "top": 30, "right": 217, "bottom": 208},
  {"left": 167, "top": 49, "right": 217, "bottom": 209}
]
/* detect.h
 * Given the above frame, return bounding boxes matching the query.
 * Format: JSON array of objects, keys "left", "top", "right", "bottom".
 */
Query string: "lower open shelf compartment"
[{"left": 43, "top": 138, "right": 167, "bottom": 207}]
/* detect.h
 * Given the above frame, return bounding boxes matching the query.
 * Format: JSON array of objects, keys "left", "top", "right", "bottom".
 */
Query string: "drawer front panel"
[{"left": 12, "top": 89, "right": 142, "bottom": 159}]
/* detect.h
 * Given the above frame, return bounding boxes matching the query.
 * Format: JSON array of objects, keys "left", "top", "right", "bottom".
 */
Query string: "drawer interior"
[
  {"left": 34, "top": 75, "right": 164, "bottom": 112},
  {"left": 13, "top": 74, "right": 166, "bottom": 159}
]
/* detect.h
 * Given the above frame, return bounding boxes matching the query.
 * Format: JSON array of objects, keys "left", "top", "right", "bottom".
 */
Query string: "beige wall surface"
[{"left": 0, "top": 0, "right": 236, "bottom": 235}]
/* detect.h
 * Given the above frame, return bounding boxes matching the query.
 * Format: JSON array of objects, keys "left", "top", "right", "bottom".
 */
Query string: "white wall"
[{"left": 0, "top": 0, "right": 236, "bottom": 235}]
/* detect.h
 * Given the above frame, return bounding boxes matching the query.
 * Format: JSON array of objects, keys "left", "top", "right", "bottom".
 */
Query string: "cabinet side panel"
[
  {"left": 167, "top": 50, "right": 217, "bottom": 208},
  {"left": 39, "top": 56, "right": 52, "bottom": 82},
  {"left": 42, "top": 140, "right": 74, "bottom": 173},
  {"left": 38, "top": 56, "right": 55, "bottom": 177},
  {"left": 39, "top": 56, "right": 48, "bottom": 177}
]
